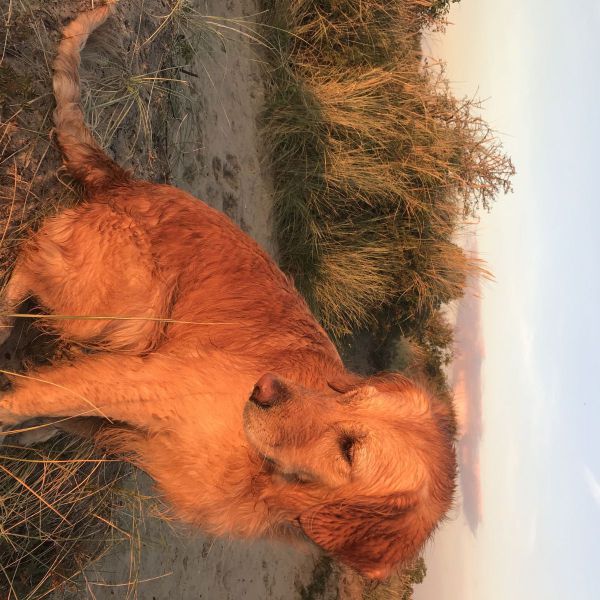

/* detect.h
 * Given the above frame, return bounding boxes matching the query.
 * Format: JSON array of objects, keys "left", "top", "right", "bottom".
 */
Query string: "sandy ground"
[{"left": 51, "top": 1, "right": 354, "bottom": 598}]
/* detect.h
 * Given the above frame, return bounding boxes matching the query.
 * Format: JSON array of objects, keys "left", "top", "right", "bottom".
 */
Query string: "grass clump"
[
  {"left": 0, "top": 435, "right": 133, "bottom": 599},
  {"left": 261, "top": 0, "right": 513, "bottom": 339},
  {"left": 364, "top": 557, "right": 427, "bottom": 599}
]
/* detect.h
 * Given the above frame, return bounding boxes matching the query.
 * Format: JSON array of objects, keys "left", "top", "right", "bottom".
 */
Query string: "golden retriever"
[{"left": 0, "top": 1, "right": 456, "bottom": 579}]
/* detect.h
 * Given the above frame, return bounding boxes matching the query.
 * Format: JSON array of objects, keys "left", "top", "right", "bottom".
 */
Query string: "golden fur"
[{"left": 0, "top": 2, "right": 456, "bottom": 579}]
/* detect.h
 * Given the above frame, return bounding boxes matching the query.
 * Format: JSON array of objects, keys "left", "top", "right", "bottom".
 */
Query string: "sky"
[{"left": 415, "top": 1, "right": 600, "bottom": 598}]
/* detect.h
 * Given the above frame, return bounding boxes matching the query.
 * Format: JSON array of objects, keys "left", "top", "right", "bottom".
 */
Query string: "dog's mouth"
[
  {"left": 243, "top": 415, "right": 304, "bottom": 481},
  {"left": 256, "top": 451, "right": 277, "bottom": 473}
]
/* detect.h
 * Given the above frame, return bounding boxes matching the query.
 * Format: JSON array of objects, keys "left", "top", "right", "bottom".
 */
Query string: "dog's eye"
[
  {"left": 282, "top": 471, "right": 312, "bottom": 485},
  {"left": 340, "top": 435, "right": 356, "bottom": 464}
]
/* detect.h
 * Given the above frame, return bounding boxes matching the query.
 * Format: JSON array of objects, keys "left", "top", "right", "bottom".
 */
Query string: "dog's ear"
[
  {"left": 431, "top": 396, "right": 458, "bottom": 440},
  {"left": 326, "top": 373, "right": 363, "bottom": 394},
  {"left": 366, "top": 372, "right": 414, "bottom": 394},
  {"left": 299, "top": 494, "right": 427, "bottom": 579}
]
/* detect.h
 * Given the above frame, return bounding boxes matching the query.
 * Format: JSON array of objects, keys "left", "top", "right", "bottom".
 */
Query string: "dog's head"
[{"left": 243, "top": 371, "right": 456, "bottom": 579}]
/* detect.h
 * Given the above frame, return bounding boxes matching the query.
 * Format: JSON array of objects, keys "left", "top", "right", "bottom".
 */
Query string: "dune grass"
[
  {"left": 261, "top": 0, "right": 513, "bottom": 342},
  {"left": 364, "top": 557, "right": 427, "bottom": 599}
]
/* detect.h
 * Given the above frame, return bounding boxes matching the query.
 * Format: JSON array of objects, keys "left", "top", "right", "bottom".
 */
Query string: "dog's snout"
[{"left": 249, "top": 373, "right": 286, "bottom": 409}]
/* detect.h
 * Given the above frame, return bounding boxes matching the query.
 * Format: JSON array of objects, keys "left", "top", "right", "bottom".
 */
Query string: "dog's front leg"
[{"left": 0, "top": 354, "right": 187, "bottom": 430}]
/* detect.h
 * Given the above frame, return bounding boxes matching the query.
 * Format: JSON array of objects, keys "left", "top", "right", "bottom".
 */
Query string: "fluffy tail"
[{"left": 52, "top": 0, "right": 130, "bottom": 192}]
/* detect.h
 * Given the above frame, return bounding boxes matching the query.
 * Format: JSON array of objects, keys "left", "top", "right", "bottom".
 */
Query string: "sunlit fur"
[{"left": 0, "top": 3, "right": 457, "bottom": 579}]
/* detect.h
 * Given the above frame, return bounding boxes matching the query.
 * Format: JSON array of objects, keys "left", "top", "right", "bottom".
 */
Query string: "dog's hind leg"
[
  {"left": 0, "top": 353, "right": 194, "bottom": 431},
  {"left": 2, "top": 204, "right": 172, "bottom": 354}
]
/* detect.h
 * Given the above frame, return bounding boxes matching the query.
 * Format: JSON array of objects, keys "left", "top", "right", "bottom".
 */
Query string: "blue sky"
[{"left": 415, "top": 1, "right": 600, "bottom": 598}]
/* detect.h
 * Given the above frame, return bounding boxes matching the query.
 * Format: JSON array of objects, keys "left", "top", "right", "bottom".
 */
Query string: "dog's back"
[{"left": 47, "top": 0, "right": 340, "bottom": 366}]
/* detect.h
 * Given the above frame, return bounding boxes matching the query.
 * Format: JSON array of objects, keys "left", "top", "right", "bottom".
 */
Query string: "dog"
[{"left": 0, "top": 1, "right": 456, "bottom": 579}]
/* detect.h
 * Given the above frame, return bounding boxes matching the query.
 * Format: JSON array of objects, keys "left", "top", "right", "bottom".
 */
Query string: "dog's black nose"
[{"left": 250, "top": 373, "right": 286, "bottom": 409}]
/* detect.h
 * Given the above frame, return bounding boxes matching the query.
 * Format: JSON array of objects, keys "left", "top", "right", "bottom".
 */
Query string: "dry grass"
[
  {"left": 261, "top": 0, "right": 512, "bottom": 338},
  {"left": 0, "top": 435, "right": 140, "bottom": 599},
  {"left": 363, "top": 557, "right": 427, "bottom": 599}
]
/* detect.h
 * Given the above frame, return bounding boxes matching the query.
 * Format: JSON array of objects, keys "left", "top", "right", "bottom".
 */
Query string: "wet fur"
[{"left": 0, "top": 1, "right": 456, "bottom": 579}]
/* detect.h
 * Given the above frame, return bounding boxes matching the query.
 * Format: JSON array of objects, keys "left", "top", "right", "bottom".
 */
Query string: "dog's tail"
[{"left": 52, "top": 0, "right": 130, "bottom": 192}]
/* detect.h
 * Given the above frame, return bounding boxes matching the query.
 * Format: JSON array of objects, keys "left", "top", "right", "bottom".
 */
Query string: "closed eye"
[
  {"left": 340, "top": 435, "right": 355, "bottom": 464},
  {"left": 281, "top": 471, "right": 312, "bottom": 484}
]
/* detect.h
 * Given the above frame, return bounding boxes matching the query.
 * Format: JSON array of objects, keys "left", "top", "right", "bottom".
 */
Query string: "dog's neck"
[{"left": 131, "top": 425, "right": 282, "bottom": 539}]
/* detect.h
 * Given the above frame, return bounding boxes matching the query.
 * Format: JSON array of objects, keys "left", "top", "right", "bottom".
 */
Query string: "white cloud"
[{"left": 583, "top": 465, "right": 600, "bottom": 507}]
